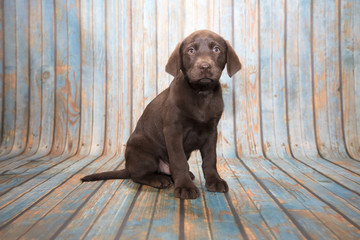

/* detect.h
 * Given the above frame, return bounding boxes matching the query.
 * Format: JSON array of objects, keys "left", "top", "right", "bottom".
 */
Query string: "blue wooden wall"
[{"left": 0, "top": 0, "right": 359, "bottom": 164}]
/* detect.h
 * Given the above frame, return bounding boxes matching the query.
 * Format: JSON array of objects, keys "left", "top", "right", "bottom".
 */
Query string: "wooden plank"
[
  {"left": 131, "top": 0, "right": 145, "bottom": 130},
  {"left": 146, "top": 187, "right": 180, "bottom": 239},
  {"left": 38, "top": 0, "right": 56, "bottom": 156},
  {"left": 8, "top": 0, "right": 30, "bottom": 159},
  {"left": 66, "top": 0, "right": 81, "bottom": 154},
  {"left": 226, "top": 157, "right": 306, "bottom": 240},
  {"left": 296, "top": 0, "right": 319, "bottom": 157},
  {"left": 262, "top": 155, "right": 360, "bottom": 222},
  {"left": 220, "top": 157, "right": 276, "bottom": 239},
  {"left": 237, "top": 157, "right": 357, "bottom": 239},
  {"left": 192, "top": 155, "right": 245, "bottom": 239},
  {"left": 324, "top": 0, "right": 348, "bottom": 159},
  {"left": 91, "top": 0, "right": 106, "bottom": 155},
  {"left": 156, "top": 0, "right": 170, "bottom": 92},
  {"left": 234, "top": 0, "right": 263, "bottom": 159},
  {"left": 0, "top": 0, "right": 4, "bottom": 147},
  {"left": 0, "top": 0, "right": 16, "bottom": 157},
  {"left": 219, "top": 0, "right": 237, "bottom": 158},
  {"left": 116, "top": 185, "right": 159, "bottom": 239},
  {"left": 54, "top": 179, "right": 124, "bottom": 239},
  {"left": 183, "top": 153, "right": 218, "bottom": 240},
  {"left": 79, "top": 0, "right": 93, "bottom": 156},
  {"left": 25, "top": 0, "right": 42, "bottom": 158},
  {"left": 183, "top": 0, "right": 196, "bottom": 36},
  {"left": 194, "top": 0, "right": 208, "bottom": 30},
  {"left": 253, "top": 156, "right": 360, "bottom": 238},
  {"left": 286, "top": 0, "right": 322, "bottom": 166},
  {"left": 1, "top": 0, "right": 44, "bottom": 165},
  {"left": 143, "top": 0, "right": 157, "bottom": 106},
  {"left": 286, "top": 0, "right": 303, "bottom": 158},
  {"left": 0, "top": 131, "right": 98, "bottom": 196},
  {"left": 104, "top": 0, "right": 120, "bottom": 155},
  {"left": 117, "top": 0, "right": 132, "bottom": 154},
  {"left": 354, "top": 0, "right": 360, "bottom": 159},
  {"left": 168, "top": 0, "right": 182, "bottom": 66},
  {"left": 52, "top": 0, "right": 69, "bottom": 156},
  {"left": 80, "top": 180, "right": 140, "bottom": 239},
  {"left": 0, "top": 154, "right": 119, "bottom": 239},
  {"left": 0, "top": 152, "right": 103, "bottom": 227},
  {"left": 313, "top": 0, "right": 346, "bottom": 160},
  {"left": 341, "top": 0, "right": 360, "bottom": 160},
  {"left": 259, "top": 0, "right": 277, "bottom": 159},
  {"left": 313, "top": 0, "right": 360, "bottom": 171},
  {"left": 0, "top": 154, "right": 75, "bottom": 195},
  {"left": 269, "top": 0, "right": 288, "bottom": 159},
  {"left": 284, "top": 0, "right": 360, "bottom": 188},
  {"left": 288, "top": 155, "right": 360, "bottom": 193}
]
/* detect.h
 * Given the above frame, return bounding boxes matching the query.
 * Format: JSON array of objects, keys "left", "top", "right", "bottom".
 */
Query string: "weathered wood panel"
[{"left": 0, "top": 0, "right": 359, "bottom": 239}]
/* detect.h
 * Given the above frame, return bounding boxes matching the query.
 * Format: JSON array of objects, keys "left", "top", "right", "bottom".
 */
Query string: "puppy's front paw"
[
  {"left": 174, "top": 185, "right": 200, "bottom": 199},
  {"left": 206, "top": 178, "right": 229, "bottom": 193}
]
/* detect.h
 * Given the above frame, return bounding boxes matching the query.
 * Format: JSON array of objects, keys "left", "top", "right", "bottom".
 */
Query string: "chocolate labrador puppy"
[{"left": 81, "top": 30, "right": 241, "bottom": 199}]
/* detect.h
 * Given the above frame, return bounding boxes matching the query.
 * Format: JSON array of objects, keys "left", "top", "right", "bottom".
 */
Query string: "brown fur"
[{"left": 81, "top": 30, "right": 241, "bottom": 199}]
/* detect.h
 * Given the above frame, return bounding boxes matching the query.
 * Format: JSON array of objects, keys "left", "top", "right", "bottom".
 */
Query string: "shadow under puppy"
[{"left": 82, "top": 30, "right": 241, "bottom": 199}]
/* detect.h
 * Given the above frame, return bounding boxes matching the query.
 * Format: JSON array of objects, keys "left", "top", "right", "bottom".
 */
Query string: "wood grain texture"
[{"left": 0, "top": 0, "right": 359, "bottom": 239}]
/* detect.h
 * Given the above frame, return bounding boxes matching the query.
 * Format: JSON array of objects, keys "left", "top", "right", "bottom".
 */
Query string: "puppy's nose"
[{"left": 200, "top": 62, "right": 211, "bottom": 71}]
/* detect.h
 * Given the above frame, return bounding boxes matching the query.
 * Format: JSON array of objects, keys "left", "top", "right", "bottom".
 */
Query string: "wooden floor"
[{"left": 0, "top": 152, "right": 359, "bottom": 240}]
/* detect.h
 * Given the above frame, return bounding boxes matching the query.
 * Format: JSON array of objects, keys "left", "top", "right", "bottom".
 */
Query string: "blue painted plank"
[
  {"left": 226, "top": 157, "right": 306, "bottom": 240},
  {"left": 11, "top": 0, "right": 30, "bottom": 158},
  {"left": 13, "top": 155, "right": 121, "bottom": 239},
  {"left": 245, "top": 156, "right": 360, "bottom": 239},
  {"left": 355, "top": 0, "right": 360, "bottom": 157},
  {"left": 38, "top": 0, "right": 56, "bottom": 156},
  {"left": 0, "top": 0, "right": 3, "bottom": 146},
  {"left": 184, "top": 153, "right": 223, "bottom": 240},
  {"left": 0, "top": 153, "right": 105, "bottom": 227},
  {"left": 168, "top": 0, "right": 182, "bottom": 74},
  {"left": 297, "top": 0, "right": 318, "bottom": 157},
  {"left": 22, "top": 0, "right": 42, "bottom": 158},
  {"left": 341, "top": 0, "right": 360, "bottom": 160},
  {"left": 234, "top": 0, "right": 263, "bottom": 158},
  {"left": 259, "top": 0, "right": 277, "bottom": 159},
  {"left": 131, "top": 0, "right": 145, "bottom": 130},
  {"left": 117, "top": 186, "right": 160, "bottom": 239},
  {"left": 53, "top": 0, "right": 69, "bottom": 155},
  {"left": 156, "top": 0, "right": 170, "bottom": 92},
  {"left": 91, "top": 0, "right": 106, "bottom": 155},
  {"left": 1, "top": 0, "right": 16, "bottom": 156},
  {"left": 79, "top": 0, "right": 93, "bottom": 155},
  {"left": 219, "top": 0, "right": 237, "bottom": 158},
  {"left": 192, "top": 155, "right": 244, "bottom": 239},
  {"left": 143, "top": 0, "right": 157, "bottom": 106},
  {"left": 2, "top": 158, "right": 118, "bottom": 239},
  {"left": 219, "top": 157, "right": 276, "bottom": 239},
  {"left": 66, "top": 0, "right": 81, "bottom": 154},
  {"left": 55, "top": 178, "right": 124, "bottom": 239},
  {"left": 117, "top": 0, "right": 131, "bottom": 153},
  {"left": 80, "top": 181, "right": 140, "bottom": 239},
  {"left": 270, "top": 0, "right": 288, "bottom": 159},
  {"left": 146, "top": 188, "right": 180, "bottom": 239},
  {"left": 104, "top": 0, "right": 120, "bottom": 155}
]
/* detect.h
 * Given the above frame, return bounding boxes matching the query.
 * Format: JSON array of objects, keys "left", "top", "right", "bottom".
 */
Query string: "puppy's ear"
[
  {"left": 225, "top": 40, "right": 242, "bottom": 77},
  {"left": 166, "top": 43, "right": 182, "bottom": 77}
]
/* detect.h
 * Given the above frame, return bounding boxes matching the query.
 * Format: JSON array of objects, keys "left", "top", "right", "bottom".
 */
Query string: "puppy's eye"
[
  {"left": 188, "top": 47, "right": 195, "bottom": 55},
  {"left": 213, "top": 46, "right": 220, "bottom": 53}
]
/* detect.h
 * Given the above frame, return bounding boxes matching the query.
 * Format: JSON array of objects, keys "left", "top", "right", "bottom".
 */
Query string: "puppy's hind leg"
[{"left": 127, "top": 149, "right": 173, "bottom": 189}]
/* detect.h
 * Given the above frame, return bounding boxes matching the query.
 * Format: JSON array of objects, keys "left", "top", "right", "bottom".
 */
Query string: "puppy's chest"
[
  {"left": 191, "top": 96, "right": 223, "bottom": 123},
  {"left": 183, "top": 124, "right": 211, "bottom": 151}
]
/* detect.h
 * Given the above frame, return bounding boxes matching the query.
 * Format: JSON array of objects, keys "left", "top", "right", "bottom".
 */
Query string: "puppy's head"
[{"left": 166, "top": 30, "right": 241, "bottom": 88}]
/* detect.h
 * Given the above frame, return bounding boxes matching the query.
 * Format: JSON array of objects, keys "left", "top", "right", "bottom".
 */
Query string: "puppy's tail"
[{"left": 81, "top": 169, "right": 130, "bottom": 182}]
